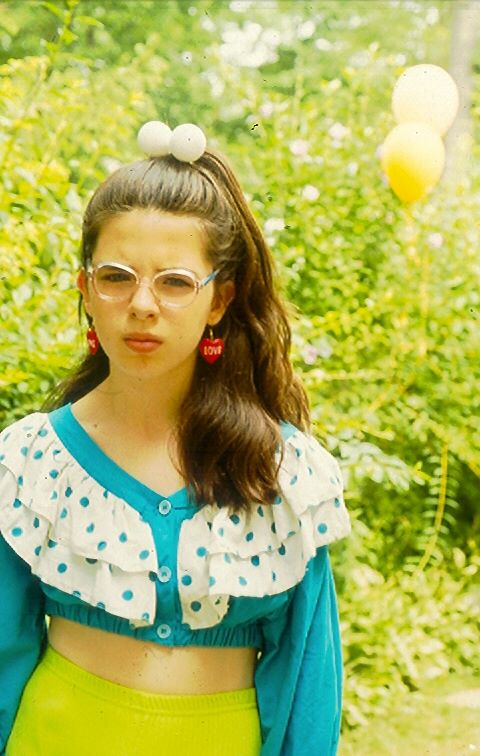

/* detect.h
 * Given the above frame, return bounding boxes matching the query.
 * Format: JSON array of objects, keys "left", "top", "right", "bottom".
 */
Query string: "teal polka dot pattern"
[
  {"left": 0, "top": 409, "right": 159, "bottom": 624},
  {"left": 176, "top": 425, "right": 350, "bottom": 629},
  {"left": 0, "top": 408, "right": 350, "bottom": 633}
]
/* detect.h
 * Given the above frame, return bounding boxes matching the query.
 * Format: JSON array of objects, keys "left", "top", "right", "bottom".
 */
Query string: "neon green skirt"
[{"left": 7, "top": 644, "right": 262, "bottom": 756}]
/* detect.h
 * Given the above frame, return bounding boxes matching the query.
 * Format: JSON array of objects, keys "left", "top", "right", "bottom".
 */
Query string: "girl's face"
[{"left": 76, "top": 209, "right": 234, "bottom": 389}]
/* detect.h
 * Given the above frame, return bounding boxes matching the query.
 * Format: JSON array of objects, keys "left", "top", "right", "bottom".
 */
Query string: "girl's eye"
[
  {"left": 96, "top": 265, "right": 134, "bottom": 281},
  {"left": 104, "top": 272, "right": 132, "bottom": 282},
  {"left": 162, "top": 275, "right": 194, "bottom": 289}
]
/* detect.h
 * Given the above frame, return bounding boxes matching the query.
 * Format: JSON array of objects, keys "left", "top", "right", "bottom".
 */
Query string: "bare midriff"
[{"left": 48, "top": 616, "right": 259, "bottom": 694}]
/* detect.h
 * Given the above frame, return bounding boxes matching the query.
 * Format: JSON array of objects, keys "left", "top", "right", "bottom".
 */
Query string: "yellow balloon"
[
  {"left": 381, "top": 123, "right": 445, "bottom": 203},
  {"left": 392, "top": 64, "right": 459, "bottom": 136}
]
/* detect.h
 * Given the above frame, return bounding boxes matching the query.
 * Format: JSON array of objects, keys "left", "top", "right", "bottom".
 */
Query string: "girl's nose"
[{"left": 127, "top": 280, "right": 160, "bottom": 316}]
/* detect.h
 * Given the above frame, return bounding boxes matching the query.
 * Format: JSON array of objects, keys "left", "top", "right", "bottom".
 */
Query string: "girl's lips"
[{"left": 125, "top": 339, "right": 162, "bottom": 353}]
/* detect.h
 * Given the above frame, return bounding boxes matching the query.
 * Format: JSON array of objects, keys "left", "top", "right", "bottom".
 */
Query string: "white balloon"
[
  {"left": 392, "top": 64, "right": 459, "bottom": 136},
  {"left": 170, "top": 124, "right": 207, "bottom": 162},
  {"left": 137, "top": 121, "right": 172, "bottom": 157}
]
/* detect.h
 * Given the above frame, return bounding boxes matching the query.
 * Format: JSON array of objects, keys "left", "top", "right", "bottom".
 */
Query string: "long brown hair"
[{"left": 41, "top": 150, "right": 310, "bottom": 511}]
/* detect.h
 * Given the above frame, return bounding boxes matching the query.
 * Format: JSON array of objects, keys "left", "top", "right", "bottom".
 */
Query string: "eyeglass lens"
[{"left": 94, "top": 265, "right": 198, "bottom": 306}]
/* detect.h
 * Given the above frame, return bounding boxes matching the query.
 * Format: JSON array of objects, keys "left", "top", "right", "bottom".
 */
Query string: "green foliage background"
[{"left": 1, "top": 0, "right": 479, "bottom": 734}]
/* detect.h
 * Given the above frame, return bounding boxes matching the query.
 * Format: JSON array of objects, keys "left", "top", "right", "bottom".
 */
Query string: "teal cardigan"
[{"left": 0, "top": 403, "right": 351, "bottom": 755}]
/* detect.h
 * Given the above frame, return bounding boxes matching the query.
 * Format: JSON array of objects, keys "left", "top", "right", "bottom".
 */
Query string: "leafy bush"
[{"left": 339, "top": 543, "right": 480, "bottom": 727}]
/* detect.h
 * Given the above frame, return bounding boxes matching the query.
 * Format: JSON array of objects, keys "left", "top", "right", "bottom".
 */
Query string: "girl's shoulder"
[
  {"left": 178, "top": 421, "right": 352, "bottom": 628},
  {"left": 0, "top": 407, "right": 159, "bottom": 625},
  {"left": 0, "top": 410, "right": 49, "bottom": 460}
]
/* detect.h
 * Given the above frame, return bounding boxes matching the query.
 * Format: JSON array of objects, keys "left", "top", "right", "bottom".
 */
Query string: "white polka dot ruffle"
[
  {"left": 0, "top": 414, "right": 157, "bottom": 627},
  {"left": 177, "top": 431, "right": 351, "bottom": 629}
]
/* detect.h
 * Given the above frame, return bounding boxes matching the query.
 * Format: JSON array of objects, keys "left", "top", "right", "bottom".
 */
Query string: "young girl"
[{"left": 0, "top": 121, "right": 351, "bottom": 755}]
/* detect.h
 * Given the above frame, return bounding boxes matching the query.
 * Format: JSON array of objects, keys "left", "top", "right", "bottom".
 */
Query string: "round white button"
[
  {"left": 158, "top": 565, "right": 172, "bottom": 583},
  {"left": 158, "top": 499, "right": 171, "bottom": 515},
  {"left": 156, "top": 623, "right": 171, "bottom": 639}
]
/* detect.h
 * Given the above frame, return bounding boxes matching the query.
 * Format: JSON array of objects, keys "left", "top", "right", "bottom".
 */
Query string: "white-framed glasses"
[{"left": 85, "top": 261, "right": 219, "bottom": 309}]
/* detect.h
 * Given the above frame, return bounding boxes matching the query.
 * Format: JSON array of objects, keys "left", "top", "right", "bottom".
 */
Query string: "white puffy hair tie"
[{"left": 137, "top": 121, "right": 207, "bottom": 162}]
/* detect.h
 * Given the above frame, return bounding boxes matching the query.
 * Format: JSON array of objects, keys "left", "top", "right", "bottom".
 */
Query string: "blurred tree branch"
[{"left": 445, "top": 0, "right": 480, "bottom": 182}]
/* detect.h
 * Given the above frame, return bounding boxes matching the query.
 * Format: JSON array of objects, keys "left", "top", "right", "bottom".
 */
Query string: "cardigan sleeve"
[
  {"left": 255, "top": 545, "right": 344, "bottom": 756},
  {"left": 0, "top": 522, "right": 47, "bottom": 753}
]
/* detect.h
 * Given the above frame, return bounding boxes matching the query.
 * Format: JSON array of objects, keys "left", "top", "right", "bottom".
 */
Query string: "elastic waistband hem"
[{"left": 42, "top": 644, "right": 257, "bottom": 713}]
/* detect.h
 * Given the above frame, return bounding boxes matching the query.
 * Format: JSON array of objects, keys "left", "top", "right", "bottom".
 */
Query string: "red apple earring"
[
  {"left": 199, "top": 327, "right": 224, "bottom": 364},
  {"left": 86, "top": 326, "right": 100, "bottom": 355}
]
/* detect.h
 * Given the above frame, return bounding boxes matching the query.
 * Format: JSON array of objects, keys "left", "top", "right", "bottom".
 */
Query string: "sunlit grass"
[{"left": 340, "top": 672, "right": 480, "bottom": 756}]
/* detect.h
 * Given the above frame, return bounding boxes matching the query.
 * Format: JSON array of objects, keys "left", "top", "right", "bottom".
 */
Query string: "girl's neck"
[{"left": 92, "top": 374, "right": 188, "bottom": 442}]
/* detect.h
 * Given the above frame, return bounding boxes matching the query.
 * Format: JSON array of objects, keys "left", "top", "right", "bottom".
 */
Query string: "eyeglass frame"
[{"left": 84, "top": 261, "right": 220, "bottom": 308}]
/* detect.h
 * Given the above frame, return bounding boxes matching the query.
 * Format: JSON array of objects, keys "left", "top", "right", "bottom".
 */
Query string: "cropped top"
[{"left": 0, "top": 402, "right": 351, "bottom": 755}]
